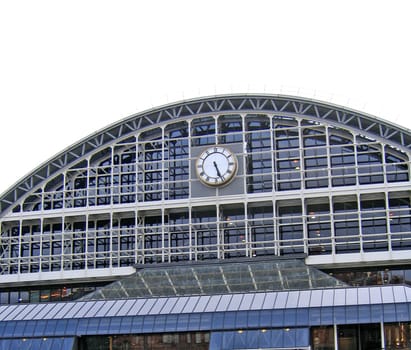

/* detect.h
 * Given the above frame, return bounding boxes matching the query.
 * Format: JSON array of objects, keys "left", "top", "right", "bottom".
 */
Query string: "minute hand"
[{"left": 213, "top": 161, "right": 222, "bottom": 177}]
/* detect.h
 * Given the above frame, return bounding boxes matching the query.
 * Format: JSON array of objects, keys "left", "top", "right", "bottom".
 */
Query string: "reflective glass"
[
  {"left": 55, "top": 320, "right": 68, "bottom": 336},
  {"left": 309, "top": 308, "right": 321, "bottom": 325},
  {"left": 93, "top": 317, "right": 109, "bottom": 334},
  {"left": 85, "top": 318, "right": 100, "bottom": 334},
  {"left": 176, "top": 314, "right": 190, "bottom": 331},
  {"left": 395, "top": 303, "right": 410, "bottom": 321},
  {"left": 120, "top": 316, "right": 133, "bottom": 334},
  {"left": 246, "top": 310, "right": 260, "bottom": 328},
  {"left": 271, "top": 309, "right": 284, "bottom": 326},
  {"left": 320, "top": 307, "right": 333, "bottom": 324},
  {"left": 358, "top": 305, "right": 371, "bottom": 323},
  {"left": 297, "top": 308, "right": 309, "bottom": 325},
  {"left": 32, "top": 320, "right": 47, "bottom": 336},
  {"left": 188, "top": 313, "right": 201, "bottom": 330},
  {"left": 108, "top": 317, "right": 122, "bottom": 334},
  {"left": 153, "top": 314, "right": 167, "bottom": 333},
  {"left": 334, "top": 307, "right": 346, "bottom": 323},
  {"left": 284, "top": 309, "right": 297, "bottom": 325},
  {"left": 200, "top": 313, "right": 213, "bottom": 329},
  {"left": 66, "top": 319, "right": 79, "bottom": 335},
  {"left": 345, "top": 305, "right": 359, "bottom": 323}
]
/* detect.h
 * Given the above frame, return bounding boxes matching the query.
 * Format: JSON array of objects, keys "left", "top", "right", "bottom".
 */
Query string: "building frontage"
[{"left": 1, "top": 94, "right": 411, "bottom": 349}]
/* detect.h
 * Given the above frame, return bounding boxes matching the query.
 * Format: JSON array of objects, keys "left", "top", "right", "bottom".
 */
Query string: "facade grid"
[{"left": 0, "top": 94, "right": 411, "bottom": 350}]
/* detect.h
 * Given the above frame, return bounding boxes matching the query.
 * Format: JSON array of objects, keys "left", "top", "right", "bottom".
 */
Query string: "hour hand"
[{"left": 213, "top": 161, "right": 222, "bottom": 177}]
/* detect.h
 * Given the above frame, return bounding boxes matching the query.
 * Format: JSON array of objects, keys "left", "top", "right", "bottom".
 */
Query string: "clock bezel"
[{"left": 196, "top": 146, "right": 238, "bottom": 187}]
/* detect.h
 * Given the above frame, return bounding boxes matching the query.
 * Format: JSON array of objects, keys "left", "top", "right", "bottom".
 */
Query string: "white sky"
[{"left": 0, "top": 0, "right": 410, "bottom": 194}]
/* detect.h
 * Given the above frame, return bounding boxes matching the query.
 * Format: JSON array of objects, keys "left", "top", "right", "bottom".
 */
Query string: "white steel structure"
[
  {"left": 1, "top": 94, "right": 410, "bottom": 284},
  {"left": 0, "top": 94, "right": 411, "bottom": 350}
]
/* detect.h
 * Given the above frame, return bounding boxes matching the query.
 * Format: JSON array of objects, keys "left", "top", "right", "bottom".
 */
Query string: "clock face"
[{"left": 196, "top": 146, "right": 237, "bottom": 186}]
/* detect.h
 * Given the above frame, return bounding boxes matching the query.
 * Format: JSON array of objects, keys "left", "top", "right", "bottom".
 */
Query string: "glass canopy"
[{"left": 82, "top": 259, "right": 346, "bottom": 300}]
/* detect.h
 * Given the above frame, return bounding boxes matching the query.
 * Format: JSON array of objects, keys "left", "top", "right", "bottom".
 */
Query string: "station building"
[{"left": 1, "top": 94, "right": 411, "bottom": 349}]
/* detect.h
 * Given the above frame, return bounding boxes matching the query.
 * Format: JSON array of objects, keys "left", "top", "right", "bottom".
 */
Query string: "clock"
[{"left": 196, "top": 146, "right": 238, "bottom": 186}]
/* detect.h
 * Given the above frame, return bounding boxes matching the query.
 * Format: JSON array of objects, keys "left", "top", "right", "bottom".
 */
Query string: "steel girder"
[{"left": 1, "top": 93, "right": 410, "bottom": 215}]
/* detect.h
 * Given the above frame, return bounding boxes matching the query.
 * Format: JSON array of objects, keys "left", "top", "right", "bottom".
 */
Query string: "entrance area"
[
  {"left": 337, "top": 324, "right": 380, "bottom": 350},
  {"left": 312, "top": 324, "right": 381, "bottom": 350},
  {"left": 312, "top": 322, "right": 411, "bottom": 350}
]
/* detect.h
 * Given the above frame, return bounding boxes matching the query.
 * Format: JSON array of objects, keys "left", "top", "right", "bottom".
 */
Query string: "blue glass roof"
[
  {"left": 0, "top": 285, "right": 410, "bottom": 339},
  {"left": 1, "top": 285, "right": 410, "bottom": 322}
]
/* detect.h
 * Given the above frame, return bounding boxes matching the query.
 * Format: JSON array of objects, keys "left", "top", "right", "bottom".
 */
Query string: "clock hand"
[{"left": 213, "top": 161, "right": 222, "bottom": 177}]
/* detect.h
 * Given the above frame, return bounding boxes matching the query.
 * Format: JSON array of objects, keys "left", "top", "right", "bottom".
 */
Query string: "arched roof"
[{"left": 1, "top": 93, "right": 410, "bottom": 214}]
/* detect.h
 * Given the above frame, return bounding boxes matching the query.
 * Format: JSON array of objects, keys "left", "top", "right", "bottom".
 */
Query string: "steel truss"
[{"left": 1, "top": 94, "right": 410, "bottom": 215}]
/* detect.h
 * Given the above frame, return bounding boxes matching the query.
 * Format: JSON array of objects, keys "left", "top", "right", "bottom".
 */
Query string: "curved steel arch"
[{"left": 1, "top": 93, "right": 410, "bottom": 214}]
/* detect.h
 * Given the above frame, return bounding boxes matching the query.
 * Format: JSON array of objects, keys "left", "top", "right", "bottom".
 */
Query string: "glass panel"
[
  {"left": 250, "top": 293, "right": 265, "bottom": 310},
  {"left": 215, "top": 295, "right": 232, "bottom": 312},
  {"left": 381, "top": 287, "right": 395, "bottom": 303},
  {"left": 149, "top": 298, "right": 167, "bottom": 314},
  {"left": 171, "top": 297, "right": 190, "bottom": 314},
  {"left": 227, "top": 294, "right": 243, "bottom": 311},
  {"left": 286, "top": 291, "right": 299, "bottom": 308},
  {"left": 358, "top": 288, "right": 370, "bottom": 304},
  {"left": 138, "top": 298, "right": 157, "bottom": 315},
  {"left": 95, "top": 300, "right": 116, "bottom": 317},
  {"left": 193, "top": 296, "right": 210, "bottom": 313},
  {"left": 322, "top": 290, "right": 334, "bottom": 306},
  {"left": 70, "top": 302, "right": 96, "bottom": 318},
  {"left": 159, "top": 298, "right": 178, "bottom": 315},
  {"left": 81, "top": 259, "right": 345, "bottom": 301},
  {"left": 393, "top": 286, "right": 407, "bottom": 302},
  {"left": 126, "top": 299, "right": 146, "bottom": 316}
]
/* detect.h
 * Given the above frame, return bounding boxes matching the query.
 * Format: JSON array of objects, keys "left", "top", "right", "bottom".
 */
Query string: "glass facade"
[
  {"left": 1, "top": 110, "right": 410, "bottom": 277},
  {"left": 1, "top": 95, "right": 411, "bottom": 349}
]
